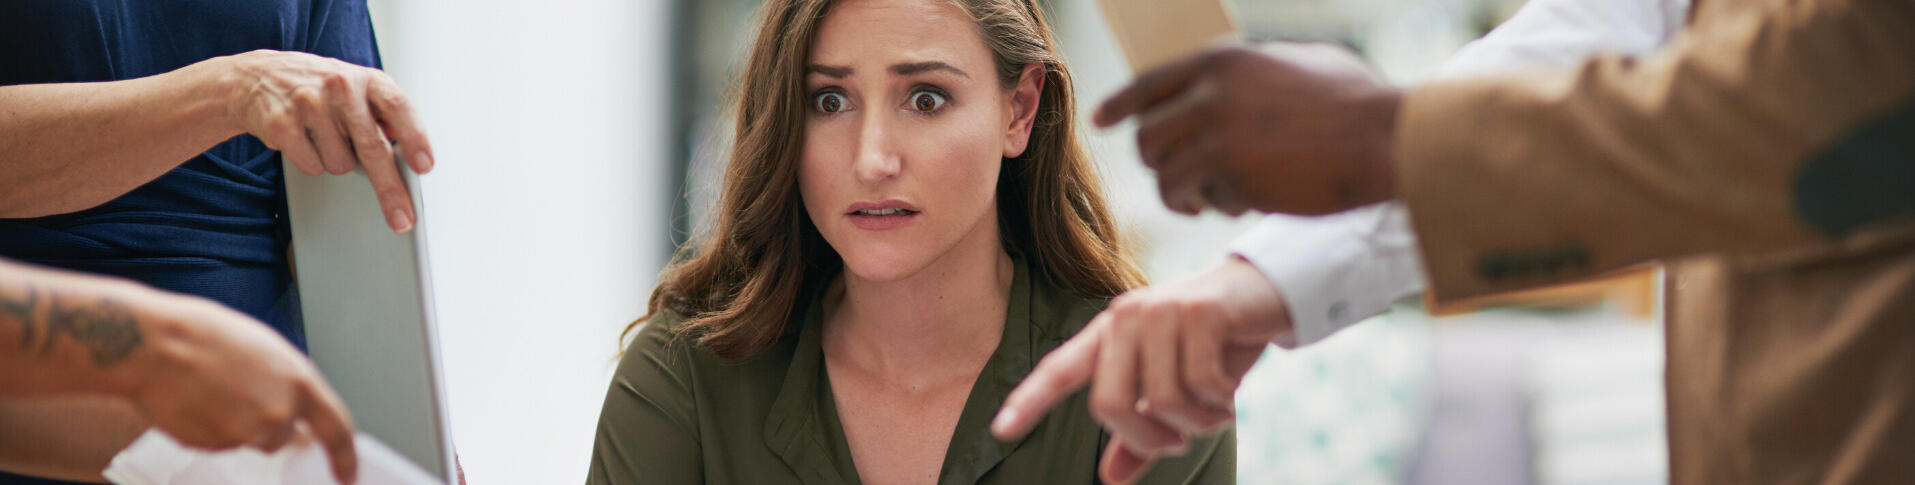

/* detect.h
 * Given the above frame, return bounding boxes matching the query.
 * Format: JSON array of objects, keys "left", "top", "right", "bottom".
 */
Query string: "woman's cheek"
[
  {"left": 798, "top": 133, "right": 847, "bottom": 232},
  {"left": 931, "top": 114, "right": 1005, "bottom": 201}
]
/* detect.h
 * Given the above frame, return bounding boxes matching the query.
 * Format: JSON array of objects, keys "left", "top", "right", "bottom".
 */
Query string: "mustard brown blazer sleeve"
[{"left": 1395, "top": 0, "right": 1915, "bottom": 302}]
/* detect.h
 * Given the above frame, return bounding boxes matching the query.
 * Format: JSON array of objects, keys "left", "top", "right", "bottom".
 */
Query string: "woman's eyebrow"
[
  {"left": 805, "top": 61, "right": 970, "bottom": 79},
  {"left": 807, "top": 64, "right": 852, "bottom": 78},
  {"left": 891, "top": 61, "right": 969, "bottom": 79}
]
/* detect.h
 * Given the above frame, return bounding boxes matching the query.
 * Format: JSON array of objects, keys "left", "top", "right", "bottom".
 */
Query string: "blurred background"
[{"left": 363, "top": 0, "right": 1667, "bottom": 483}]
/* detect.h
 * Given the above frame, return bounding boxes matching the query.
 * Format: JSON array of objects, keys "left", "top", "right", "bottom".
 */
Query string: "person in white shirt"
[{"left": 992, "top": 0, "right": 1692, "bottom": 482}]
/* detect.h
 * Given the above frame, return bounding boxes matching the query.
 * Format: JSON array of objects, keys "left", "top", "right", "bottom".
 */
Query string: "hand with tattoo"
[{"left": 0, "top": 259, "right": 359, "bottom": 484}]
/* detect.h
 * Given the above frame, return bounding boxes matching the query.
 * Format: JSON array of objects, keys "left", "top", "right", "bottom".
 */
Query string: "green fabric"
[{"left": 588, "top": 259, "right": 1235, "bottom": 484}]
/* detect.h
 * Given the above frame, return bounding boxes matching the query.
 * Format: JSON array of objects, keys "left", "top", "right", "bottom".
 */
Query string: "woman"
[
  {"left": 0, "top": 1, "right": 430, "bottom": 482},
  {"left": 589, "top": 0, "right": 1234, "bottom": 483}
]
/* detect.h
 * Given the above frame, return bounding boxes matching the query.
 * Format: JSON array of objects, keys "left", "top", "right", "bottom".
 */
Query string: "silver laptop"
[{"left": 284, "top": 157, "right": 455, "bottom": 483}]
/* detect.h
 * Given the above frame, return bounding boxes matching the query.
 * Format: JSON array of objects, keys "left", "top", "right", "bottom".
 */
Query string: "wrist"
[
  {"left": 1221, "top": 256, "right": 1295, "bottom": 345},
  {"left": 166, "top": 54, "right": 249, "bottom": 137}
]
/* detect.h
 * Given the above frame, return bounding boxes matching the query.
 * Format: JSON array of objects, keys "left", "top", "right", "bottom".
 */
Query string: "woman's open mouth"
[
  {"left": 845, "top": 200, "right": 921, "bottom": 230},
  {"left": 850, "top": 208, "right": 916, "bottom": 216}
]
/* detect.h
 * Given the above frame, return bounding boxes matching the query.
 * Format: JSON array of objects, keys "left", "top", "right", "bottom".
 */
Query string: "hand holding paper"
[{"left": 104, "top": 429, "right": 442, "bottom": 485}]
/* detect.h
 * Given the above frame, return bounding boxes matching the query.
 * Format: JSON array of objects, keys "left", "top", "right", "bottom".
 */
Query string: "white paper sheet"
[{"left": 103, "top": 429, "right": 444, "bottom": 485}]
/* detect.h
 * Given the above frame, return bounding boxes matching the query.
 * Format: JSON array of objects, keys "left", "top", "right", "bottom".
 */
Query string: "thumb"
[{"left": 1099, "top": 436, "right": 1155, "bottom": 485}]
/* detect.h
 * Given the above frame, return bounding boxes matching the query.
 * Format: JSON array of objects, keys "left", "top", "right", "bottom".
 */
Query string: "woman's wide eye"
[
  {"left": 814, "top": 92, "right": 848, "bottom": 114},
  {"left": 910, "top": 91, "right": 947, "bottom": 113}
]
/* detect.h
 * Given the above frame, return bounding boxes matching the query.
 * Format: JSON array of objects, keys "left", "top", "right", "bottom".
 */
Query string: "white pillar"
[{"left": 368, "top": 1, "right": 675, "bottom": 482}]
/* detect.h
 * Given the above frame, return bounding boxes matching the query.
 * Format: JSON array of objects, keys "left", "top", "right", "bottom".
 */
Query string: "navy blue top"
[{"left": 0, "top": 2, "right": 377, "bottom": 482}]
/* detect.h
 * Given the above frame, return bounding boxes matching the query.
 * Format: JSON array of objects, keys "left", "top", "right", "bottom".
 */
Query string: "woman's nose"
[{"left": 852, "top": 113, "right": 901, "bottom": 184}]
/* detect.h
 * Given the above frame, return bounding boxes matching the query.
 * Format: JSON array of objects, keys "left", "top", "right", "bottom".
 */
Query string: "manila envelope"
[{"left": 1094, "top": 0, "right": 1241, "bottom": 73}]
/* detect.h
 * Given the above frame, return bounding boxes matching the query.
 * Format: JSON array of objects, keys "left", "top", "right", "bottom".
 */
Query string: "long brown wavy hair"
[{"left": 626, "top": 0, "right": 1146, "bottom": 361}]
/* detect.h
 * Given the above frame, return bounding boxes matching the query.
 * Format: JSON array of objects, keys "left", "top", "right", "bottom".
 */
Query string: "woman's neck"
[{"left": 824, "top": 221, "right": 1014, "bottom": 387}]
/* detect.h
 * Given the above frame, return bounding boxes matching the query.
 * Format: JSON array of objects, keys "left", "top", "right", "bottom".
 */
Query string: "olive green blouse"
[{"left": 588, "top": 259, "right": 1235, "bottom": 484}]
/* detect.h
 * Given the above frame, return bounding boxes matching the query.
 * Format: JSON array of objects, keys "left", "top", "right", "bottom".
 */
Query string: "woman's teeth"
[{"left": 853, "top": 208, "right": 913, "bottom": 216}]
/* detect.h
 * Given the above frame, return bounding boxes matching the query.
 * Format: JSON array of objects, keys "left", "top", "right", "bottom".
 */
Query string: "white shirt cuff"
[{"left": 1230, "top": 202, "right": 1428, "bottom": 347}]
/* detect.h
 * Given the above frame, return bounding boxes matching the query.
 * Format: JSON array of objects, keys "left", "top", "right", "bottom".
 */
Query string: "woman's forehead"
[{"left": 808, "top": 0, "right": 993, "bottom": 73}]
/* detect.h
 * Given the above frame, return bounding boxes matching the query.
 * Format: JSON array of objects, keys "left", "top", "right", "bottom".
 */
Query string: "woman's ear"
[{"left": 1003, "top": 63, "right": 1046, "bottom": 159}]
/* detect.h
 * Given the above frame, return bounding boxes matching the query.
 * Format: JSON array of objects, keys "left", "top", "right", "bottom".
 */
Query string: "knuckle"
[
  {"left": 1168, "top": 299, "right": 1202, "bottom": 317},
  {"left": 355, "top": 131, "right": 394, "bottom": 153},
  {"left": 260, "top": 406, "right": 295, "bottom": 428},
  {"left": 1186, "top": 366, "right": 1227, "bottom": 392},
  {"left": 292, "top": 88, "right": 325, "bottom": 109},
  {"left": 268, "top": 118, "right": 303, "bottom": 139},
  {"left": 378, "top": 188, "right": 409, "bottom": 206},
  {"left": 259, "top": 104, "right": 292, "bottom": 122},
  {"left": 376, "top": 89, "right": 410, "bottom": 110},
  {"left": 368, "top": 69, "right": 398, "bottom": 85},
  {"left": 322, "top": 70, "right": 353, "bottom": 89},
  {"left": 1089, "top": 394, "right": 1131, "bottom": 420},
  {"left": 1146, "top": 390, "right": 1191, "bottom": 415},
  {"left": 1185, "top": 298, "right": 1221, "bottom": 318}
]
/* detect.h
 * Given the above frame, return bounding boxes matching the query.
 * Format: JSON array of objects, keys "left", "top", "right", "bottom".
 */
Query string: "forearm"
[
  {"left": 0, "top": 261, "right": 173, "bottom": 480},
  {"left": 0, "top": 396, "right": 144, "bottom": 483},
  {"left": 0, "top": 259, "right": 156, "bottom": 396},
  {"left": 0, "top": 59, "right": 242, "bottom": 218}
]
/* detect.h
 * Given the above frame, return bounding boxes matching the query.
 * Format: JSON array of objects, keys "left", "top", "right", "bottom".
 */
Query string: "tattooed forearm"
[
  {"left": 1, "top": 280, "right": 144, "bottom": 368},
  {"left": 1, "top": 284, "right": 41, "bottom": 350},
  {"left": 41, "top": 296, "right": 143, "bottom": 367}
]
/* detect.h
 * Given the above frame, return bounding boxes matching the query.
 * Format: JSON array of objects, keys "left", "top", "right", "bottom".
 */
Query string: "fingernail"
[
  {"left": 389, "top": 208, "right": 413, "bottom": 233},
  {"left": 414, "top": 152, "right": 434, "bottom": 172}
]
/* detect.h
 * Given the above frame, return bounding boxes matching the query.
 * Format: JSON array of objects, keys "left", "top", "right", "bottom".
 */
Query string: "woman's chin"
[{"left": 838, "top": 250, "right": 933, "bottom": 283}]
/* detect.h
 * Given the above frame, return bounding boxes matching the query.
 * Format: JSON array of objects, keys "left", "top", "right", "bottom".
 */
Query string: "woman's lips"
[
  {"left": 846, "top": 211, "right": 918, "bottom": 230},
  {"left": 845, "top": 200, "right": 920, "bottom": 230}
]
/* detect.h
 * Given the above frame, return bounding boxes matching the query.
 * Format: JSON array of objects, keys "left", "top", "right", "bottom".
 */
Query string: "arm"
[
  {"left": 1227, "top": 0, "right": 1688, "bottom": 346},
  {"left": 1398, "top": 0, "right": 1915, "bottom": 301},
  {"left": 588, "top": 317, "right": 704, "bottom": 484},
  {"left": 0, "top": 50, "right": 434, "bottom": 232},
  {"left": 0, "top": 260, "right": 156, "bottom": 482},
  {"left": 0, "top": 258, "right": 361, "bottom": 483},
  {"left": 1002, "top": 0, "right": 1711, "bottom": 479},
  {"left": 0, "top": 398, "right": 143, "bottom": 483},
  {"left": 0, "top": 258, "right": 163, "bottom": 395},
  {"left": 0, "top": 68, "right": 235, "bottom": 219},
  {"left": 1094, "top": 0, "right": 1915, "bottom": 288}
]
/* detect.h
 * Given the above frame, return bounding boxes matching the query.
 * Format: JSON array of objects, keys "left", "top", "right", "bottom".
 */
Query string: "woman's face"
[{"left": 799, "top": 0, "right": 1042, "bottom": 282}]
